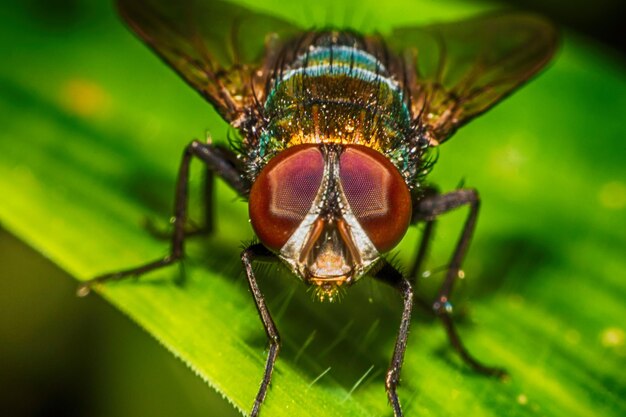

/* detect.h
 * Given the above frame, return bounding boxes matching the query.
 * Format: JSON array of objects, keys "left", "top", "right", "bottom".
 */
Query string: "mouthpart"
[{"left": 309, "top": 275, "right": 350, "bottom": 302}]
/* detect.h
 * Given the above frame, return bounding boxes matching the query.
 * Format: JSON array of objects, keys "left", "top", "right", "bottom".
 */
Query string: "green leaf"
[{"left": 1, "top": 1, "right": 625, "bottom": 416}]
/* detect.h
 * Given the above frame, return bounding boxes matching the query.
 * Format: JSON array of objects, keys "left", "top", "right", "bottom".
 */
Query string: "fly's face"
[{"left": 249, "top": 144, "right": 412, "bottom": 301}]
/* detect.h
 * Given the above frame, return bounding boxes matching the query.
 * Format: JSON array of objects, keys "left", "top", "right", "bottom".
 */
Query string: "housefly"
[{"left": 78, "top": 1, "right": 557, "bottom": 415}]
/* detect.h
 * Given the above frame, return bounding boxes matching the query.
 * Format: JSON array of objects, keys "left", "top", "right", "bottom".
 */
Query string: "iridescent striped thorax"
[{"left": 242, "top": 32, "right": 428, "bottom": 190}]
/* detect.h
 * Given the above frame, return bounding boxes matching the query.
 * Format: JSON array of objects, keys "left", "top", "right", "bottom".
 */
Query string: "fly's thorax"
[
  {"left": 248, "top": 144, "right": 412, "bottom": 302},
  {"left": 265, "top": 75, "right": 410, "bottom": 150}
]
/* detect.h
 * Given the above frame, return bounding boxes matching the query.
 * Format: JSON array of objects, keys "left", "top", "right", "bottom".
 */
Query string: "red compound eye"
[
  {"left": 339, "top": 145, "right": 412, "bottom": 252},
  {"left": 249, "top": 145, "right": 324, "bottom": 251}
]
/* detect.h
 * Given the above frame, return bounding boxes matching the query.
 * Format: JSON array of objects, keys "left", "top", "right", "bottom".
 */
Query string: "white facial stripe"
[{"left": 335, "top": 184, "right": 380, "bottom": 278}]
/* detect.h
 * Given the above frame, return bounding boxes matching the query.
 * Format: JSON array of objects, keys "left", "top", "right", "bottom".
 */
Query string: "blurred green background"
[{"left": 1, "top": 0, "right": 625, "bottom": 417}]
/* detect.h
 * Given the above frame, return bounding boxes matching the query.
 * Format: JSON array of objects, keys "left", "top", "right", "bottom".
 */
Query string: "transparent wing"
[
  {"left": 386, "top": 12, "right": 558, "bottom": 144},
  {"left": 117, "top": 0, "right": 302, "bottom": 122}
]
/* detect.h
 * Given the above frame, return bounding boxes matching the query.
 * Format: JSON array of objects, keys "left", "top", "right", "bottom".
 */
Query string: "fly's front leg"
[
  {"left": 413, "top": 188, "right": 507, "bottom": 377},
  {"left": 374, "top": 261, "right": 414, "bottom": 417},
  {"left": 241, "top": 243, "right": 281, "bottom": 417},
  {"left": 77, "top": 140, "right": 247, "bottom": 296}
]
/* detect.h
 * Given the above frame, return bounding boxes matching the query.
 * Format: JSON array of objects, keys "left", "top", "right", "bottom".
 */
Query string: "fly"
[{"left": 78, "top": 1, "right": 558, "bottom": 416}]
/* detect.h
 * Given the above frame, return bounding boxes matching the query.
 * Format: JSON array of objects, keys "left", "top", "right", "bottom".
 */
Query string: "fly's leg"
[
  {"left": 413, "top": 188, "right": 507, "bottom": 377},
  {"left": 144, "top": 167, "right": 213, "bottom": 239},
  {"left": 77, "top": 140, "right": 247, "bottom": 296},
  {"left": 408, "top": 219, "right": 436, "bottom": 281},
  {"left": 408, "top": 186, "right": 439, "bottom": 281},
  {"left": 408, "top": 187, "right": 438, "bottom": 314},
  {"left": 145, "top": 144, "right": 245, "bottom": 239},
  {"left": 241, "top": 243, "right": 281, "bottom": 417},
  {"left": 374, "top": 262, "right": 414, "bottom": 417}
]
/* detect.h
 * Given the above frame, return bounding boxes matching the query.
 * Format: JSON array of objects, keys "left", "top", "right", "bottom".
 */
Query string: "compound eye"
[
  {"left": 339, "top": 145, "right": 412, "bottom": 252},
  {"left": 249, "top": 145, "right": 324, "bottom": 251}
]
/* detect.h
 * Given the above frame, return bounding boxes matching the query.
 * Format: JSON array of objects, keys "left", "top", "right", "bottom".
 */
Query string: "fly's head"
[{"left": 249, "top": 143, "right": 412, "bottom": 302}]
